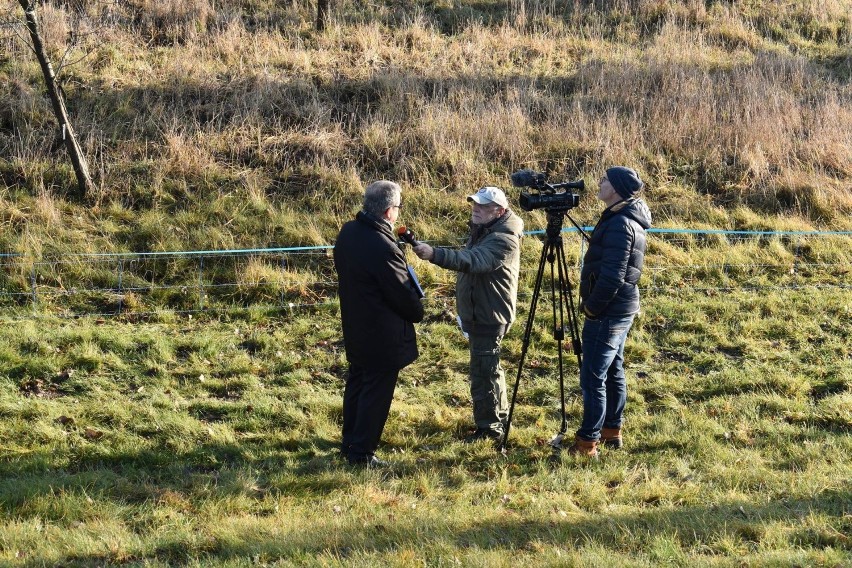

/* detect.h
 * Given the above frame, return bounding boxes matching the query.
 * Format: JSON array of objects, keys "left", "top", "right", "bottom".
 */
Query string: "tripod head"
[{"left": 542, "top": 207, "right": 590, "bottom": 244}]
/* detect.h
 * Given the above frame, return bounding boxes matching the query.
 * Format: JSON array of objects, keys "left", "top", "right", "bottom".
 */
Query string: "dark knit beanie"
[{"left": 606, "top": 166, "right": 644, "bottom": 200}]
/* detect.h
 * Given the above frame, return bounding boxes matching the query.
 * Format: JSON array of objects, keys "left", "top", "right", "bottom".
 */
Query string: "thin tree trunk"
[
  {"left": 18, "top": 0, "right": 93, "bottom": 197},
  {"left": 316, "top": 0, "right": 329, "bottom": 31}
]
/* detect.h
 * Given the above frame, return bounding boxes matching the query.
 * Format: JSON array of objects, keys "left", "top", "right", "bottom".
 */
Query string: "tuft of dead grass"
[{"left": 1, "top": 0, "right": 850, "bottom": 258}]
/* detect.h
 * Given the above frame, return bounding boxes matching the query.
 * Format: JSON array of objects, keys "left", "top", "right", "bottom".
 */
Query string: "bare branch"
[{"left": 15, "top": 0, "right": 93, "bottom": 197}]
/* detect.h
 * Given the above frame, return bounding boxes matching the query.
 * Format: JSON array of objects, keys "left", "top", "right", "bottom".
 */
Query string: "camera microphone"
[
  {"left": 510, "top": 169, "right": 539, "bottom": 188},
  {"left": 397, "top": 226, "right": 420, "bottom": 246}
]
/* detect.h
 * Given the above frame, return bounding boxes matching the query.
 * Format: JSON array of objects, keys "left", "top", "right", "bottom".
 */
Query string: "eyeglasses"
[{"left": 392, "top": 202, "right": 403, "bottom": 209}]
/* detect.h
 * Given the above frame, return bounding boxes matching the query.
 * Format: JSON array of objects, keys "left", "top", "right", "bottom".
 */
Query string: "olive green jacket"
[{"left": 431, "top": 211, "right": 524, "bottom": 336}]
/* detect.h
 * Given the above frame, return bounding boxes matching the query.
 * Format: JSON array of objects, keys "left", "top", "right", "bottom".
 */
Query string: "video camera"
[{"left": 511, "top": 169, "right": 584, "bottom": 212}]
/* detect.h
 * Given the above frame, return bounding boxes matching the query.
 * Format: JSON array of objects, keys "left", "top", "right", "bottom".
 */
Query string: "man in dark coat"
[
  {"left": 333, "top": 180, "right": 425, "bottom": 467},
  {"left": 572, "top": 166, "right": 653, "bottom": 458}
]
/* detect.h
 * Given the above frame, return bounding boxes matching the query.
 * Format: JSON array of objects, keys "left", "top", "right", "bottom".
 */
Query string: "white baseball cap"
[{"left": 467, "top": 186, "right": 509, "bottom": 208}]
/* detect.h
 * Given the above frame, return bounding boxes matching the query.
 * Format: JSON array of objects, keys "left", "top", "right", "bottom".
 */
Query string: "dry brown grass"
[{"left": 1, "top": 0, "right": 850, "bottom": 254}]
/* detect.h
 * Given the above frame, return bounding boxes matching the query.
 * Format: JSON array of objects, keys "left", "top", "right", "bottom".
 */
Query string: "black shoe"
[
  {"left": 347, "top": 453, "right": 389, "bottom": 468},
  {"left": 464, "top": 428, "right": 503, "bottom": 443}
]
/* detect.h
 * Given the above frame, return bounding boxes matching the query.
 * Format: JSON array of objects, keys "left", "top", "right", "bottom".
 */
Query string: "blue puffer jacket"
[{"left": 579, "top": 198, "right": 652, "bottom": 317}]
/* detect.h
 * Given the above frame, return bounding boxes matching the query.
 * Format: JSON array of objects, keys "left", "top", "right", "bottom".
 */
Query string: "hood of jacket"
[{"left": 602, "top": 198, "right": 653, "bottom": 231}]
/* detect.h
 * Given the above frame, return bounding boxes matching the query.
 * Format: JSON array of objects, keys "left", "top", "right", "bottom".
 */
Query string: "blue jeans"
[{"left": 577, "top": 314, "right": 635, "bottom": 441}]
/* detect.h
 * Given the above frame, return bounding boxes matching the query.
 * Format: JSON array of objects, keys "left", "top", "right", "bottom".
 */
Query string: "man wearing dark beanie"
[
  {"left": 605, "top": 166, "right": 644, "bottom": 200},
  {"left": 570, "top": 166, "right": 652, "bottom": 458}
]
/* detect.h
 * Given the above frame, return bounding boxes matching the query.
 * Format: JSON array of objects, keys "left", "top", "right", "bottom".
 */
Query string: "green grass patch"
[{"left": 1, "top": 281, "right": 849, "bottom": 565}]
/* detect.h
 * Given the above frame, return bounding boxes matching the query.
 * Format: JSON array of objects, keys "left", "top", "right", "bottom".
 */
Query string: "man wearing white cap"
[{"left": 414, "top": 186, "right": 524, "bottom": 443}]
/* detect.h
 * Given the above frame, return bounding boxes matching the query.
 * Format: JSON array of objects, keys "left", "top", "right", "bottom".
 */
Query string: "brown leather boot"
[
  {"left": 600, "top": 427, "right": 623, "bottom": 449},
  {"left": 569, "top": 436, "right": 599, "bottom": 458}
]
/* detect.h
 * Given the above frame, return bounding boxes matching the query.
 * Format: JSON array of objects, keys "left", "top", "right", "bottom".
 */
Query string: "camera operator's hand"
[
  {"left": 413, "top": 243, "right": 434, "bottom": 261},
  {"left": 581, "top": 302, "right": 598, "bottom": 320}
]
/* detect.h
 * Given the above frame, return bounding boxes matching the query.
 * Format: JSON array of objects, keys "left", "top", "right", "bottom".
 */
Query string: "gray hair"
[{"left": 363, "top": 180, "right": 401, "bottom": 217}]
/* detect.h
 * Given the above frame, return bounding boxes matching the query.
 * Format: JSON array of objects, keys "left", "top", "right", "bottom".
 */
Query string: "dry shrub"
[
  {"left": 5, "top": 1, "right": 103, "bottom": 73},
  {"left": 796, "top": 95, "right": 852, "bottom": 179},
  {"left": 235, "top": 257, "right": 290, "bottom": 302},
  {"left": 360, "top": 119, "right": 402, "bottom": 172},
  {"left": 414, "top": 95, "right": 532, "bottom": 168},
  {"left": 0, "top": 75, "right": 51, "bottom": 135},
  {"left": 27, "top": 2, "right": 69, "bottom": 58},
  {"left": 163, "top": 130, "right": 220, "bottom": 180},
  {"left": 128, "top": 0, "right": 213, "bottom": 45},
  {"left": 564, "top": 18, "right": 850, "bottom": 209},
  {"left": 746, "top": 0, "right": 852, "bottom": 43},
  {"left": 763, "top": 171, "right": 852, "bottom": 222},
  {"left": 706, "top": 2, "right": 763, "bottom": 50},
  {"left": 210, "top": 74, "right": 322, "bottom": 131},
  {"left": 208, "top": 16, "right": 252, "bottom": 66},
  {"left": 32, "top": 191, "right": 63, "bottom": 227},
  {"left": 260, "top": 127, "right": 350, "bottom": 170}
]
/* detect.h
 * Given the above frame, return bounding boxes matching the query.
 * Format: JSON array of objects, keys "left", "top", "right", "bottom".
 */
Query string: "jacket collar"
[
  {"left": 470, "top": 209, "right": 512, "bottom": 242},
  {"left": 356, "top": 210, "right": 395, "bottom": 239}
]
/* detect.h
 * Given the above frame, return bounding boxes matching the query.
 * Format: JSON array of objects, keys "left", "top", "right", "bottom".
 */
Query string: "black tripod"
[{"left": 499, "top": 207, "right": 587, "bottom": 453}]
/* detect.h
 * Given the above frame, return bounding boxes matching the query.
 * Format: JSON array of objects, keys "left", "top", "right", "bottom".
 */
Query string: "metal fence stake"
[
  {"left": 30, "top": 264, "right": 37, "bottom": 312},
  {"left": 198, "top": 257, "right": 205, "bottom": 311},
  {"left": 117, "top": 259, "right": 124, "bottom": 315}
]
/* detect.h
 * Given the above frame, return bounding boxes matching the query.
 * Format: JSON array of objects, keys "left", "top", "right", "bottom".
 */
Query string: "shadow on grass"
[
  {"left": 0, "top": 435, "right": 353, "bottom": 512},
  {"left": 3, "top": 407, "right": 850, "bottom": 566},
  {"left": 28, "top": 487, "right": 851, "bottom": 566}
]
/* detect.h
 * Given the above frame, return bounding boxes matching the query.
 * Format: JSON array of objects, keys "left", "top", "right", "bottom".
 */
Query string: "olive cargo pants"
[{"left": 469, "top": 333, "right": 508, "bottom": 433}]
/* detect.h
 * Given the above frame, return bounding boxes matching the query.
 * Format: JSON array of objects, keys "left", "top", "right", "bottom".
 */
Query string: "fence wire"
[{"left": 0, "top": 231, "right": 849, "bottom": 320}]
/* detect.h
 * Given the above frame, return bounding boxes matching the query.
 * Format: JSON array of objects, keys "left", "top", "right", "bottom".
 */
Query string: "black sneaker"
[
  {"left": 464, "top": 428, "right": 503, "bottom": 443},
  {"left": 347, "top": 453, "right": 389, "bottom": 468}
]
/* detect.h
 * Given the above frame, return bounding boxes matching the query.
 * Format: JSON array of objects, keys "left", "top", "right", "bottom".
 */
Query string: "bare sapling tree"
[
  {"left": 17, "top": 0, "right": 92, "bottom": 197},
  {"left": 316, "top": 0, "right": 329, "bottom": 31}
]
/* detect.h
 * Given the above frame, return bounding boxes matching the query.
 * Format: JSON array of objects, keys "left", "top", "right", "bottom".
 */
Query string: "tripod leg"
[
  {"left": 500, "top": 240, "right": 550, "bottom": 452},
  {"left": 556, "top": 241, "right": 582, "bottom": 369},
  {"left": 548, "top": 239, "right": 586, "bottom": 451},
  {"left": 551, "top": 244, "right": 569, "bottom": 445},
  {"left": 502, "top": 228, "right": 585, "bottom": 455}
]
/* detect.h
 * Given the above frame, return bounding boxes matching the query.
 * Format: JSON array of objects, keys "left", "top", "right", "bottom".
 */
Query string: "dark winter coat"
[
  {"left": 334, "top": 211, "right": 424, "bottom": 370},
  {"left": 431, "top": 210, "right": 524, "bottom": 336},
  {"left": 579, "top": 198, "right": 653, "bottom": 317}
]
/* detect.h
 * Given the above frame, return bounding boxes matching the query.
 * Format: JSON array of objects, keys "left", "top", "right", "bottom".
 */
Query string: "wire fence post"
[
  {"left": 30, "top": 263, "right": 37, "bottom": 312},
  {"left": 280, "top": 253, "right": 287, "bottom": 308},
  {"left": 198, "top": 256, "right": 205, "bottom": 311},
  {"left": 793, "top": 239, "right": 801, "bottom": 286},
  {"left": 117, "top": 259, "right": 124, "bottom": 315}
]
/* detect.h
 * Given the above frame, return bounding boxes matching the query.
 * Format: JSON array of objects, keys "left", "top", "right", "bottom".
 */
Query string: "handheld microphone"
[{"left": 397, "top": 226, "right": 420, "bottom": 246}]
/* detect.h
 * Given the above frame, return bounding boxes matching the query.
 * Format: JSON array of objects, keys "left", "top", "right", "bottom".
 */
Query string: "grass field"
[
  {"left": 1, "top": 0, "right": 851, "bottom": 566},
  {"left": 1, "top": 234, "right": 850, "bottom": 566}
]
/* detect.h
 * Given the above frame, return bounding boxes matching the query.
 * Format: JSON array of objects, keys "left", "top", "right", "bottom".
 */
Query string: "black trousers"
[{"left": 342, "top": 364, "right": 400, "bottom": 458}]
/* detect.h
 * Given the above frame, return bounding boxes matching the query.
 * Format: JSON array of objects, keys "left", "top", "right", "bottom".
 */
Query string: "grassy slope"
[
  {"left": 0, "top": 1, "right": 851, "bottom": 566},
  {"left": 0, "top": 284, "right": 849, "bottom": 566},
  {"left": 1, "top": 0, "right": 851, "bottom": 256}
]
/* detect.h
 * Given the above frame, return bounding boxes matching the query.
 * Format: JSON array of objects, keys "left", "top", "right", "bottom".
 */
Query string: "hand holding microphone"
[
  {"left": 397, "top": 225, "right": 420, "bottom": 246},
  {"left": 398, "top": 226, "right": 434, "bottom": 261}
]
